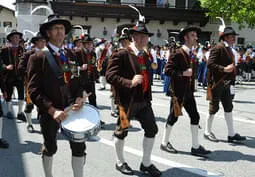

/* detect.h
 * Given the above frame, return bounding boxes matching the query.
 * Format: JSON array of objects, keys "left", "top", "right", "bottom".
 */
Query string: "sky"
[{"left": 0, "top": 0, "right": 15, "bottom": 10}]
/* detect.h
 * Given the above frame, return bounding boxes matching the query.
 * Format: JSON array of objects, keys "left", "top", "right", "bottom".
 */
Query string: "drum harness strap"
[{"left": 42, "top": 47, "right": 74, "bottom": 107}]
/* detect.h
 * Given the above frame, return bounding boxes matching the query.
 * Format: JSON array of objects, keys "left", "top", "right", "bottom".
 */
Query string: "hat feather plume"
[
  {"left": 216, "top": 17, "right": 226, "bottom": 35},
  {"left": 128, "top": 5, "right": 145, "bottom": 24},
  {"left": 121, "top": 27, "right": 129, "bottom": 35}
]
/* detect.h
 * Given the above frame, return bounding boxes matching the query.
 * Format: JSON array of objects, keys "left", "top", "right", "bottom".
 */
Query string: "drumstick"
[{"left": 64, "top": 92, "right": 92, "bottom": 114}]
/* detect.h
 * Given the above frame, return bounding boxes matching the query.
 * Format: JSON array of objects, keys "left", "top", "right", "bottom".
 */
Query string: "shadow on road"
[
  {"left": 0, "top": 114, "right": 27, "bottom": 177},
  {"left": 97, "top": 105, "right": 111, "bottom": 110},
  {"left": 132, "top": 167, "right": 220, "bottom": 177},
  {"left": 207, "top": 149, "right": 255, "bottom": 162},
  {"left": 155, "top": 116, "right": 167, "bottom": 123},
  {"left": 233, "top": 100, "right": 255, "bottom": 104},
  {"left": 218, "top": 136, "right": 255, "bottom": 149}
]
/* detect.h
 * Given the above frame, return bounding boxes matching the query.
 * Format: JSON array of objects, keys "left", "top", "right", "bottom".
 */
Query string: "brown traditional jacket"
[
  {"left": 75, "top": 48, "right": 97, "bottom": 84},
  {"left": 164, "top": 48, "right": 195, "bottom": 98},
  {"left": 106, "top": 48, "right": 152, "bottom": 106},
  {"left": 0, "top": 46, "right": 24, "bottom": 79},
  {"left": 207, "top": 42, "right": 235, "bottom": 84},
  {"left": 18, "top": 48, "right": 36, "bottom": 77},
  {"left": 27, "top": 45, "right": 83, "bottom": 114}
]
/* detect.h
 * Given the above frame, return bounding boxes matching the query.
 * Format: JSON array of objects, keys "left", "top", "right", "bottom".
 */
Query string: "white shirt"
[
  {"left": 182, "top": 45, "right": 191, "bottom": 55},
  {"left": 205, "top": 51, "right": 210, "bottom": 60},
  {"left": 95, "top": 43, "right": 112, "bottom": 60},
  {"left": 223, "top": 41, "right": 238, "bottom": 63},
  {"left": 48, "top": 42, "right": 65, "bottom": 55},
  {"left": 129, "top": 42, "right": 144, "bottom": 56},
  {"left": 223, "top": 41, "right": 230, "bottom": 47},
  {"left": 149, "top": 48, "right": 157, "bottom": 63}
]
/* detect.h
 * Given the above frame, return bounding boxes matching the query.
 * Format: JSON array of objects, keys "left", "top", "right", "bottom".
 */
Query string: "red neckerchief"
[
  {"left": 11, "top": 47, "right": 18, "bottom": 57},
  {"left": 147, "top": 50, "right": 153, "bottom": 62},
  {"left": 128, "top": 47, "right": 149, "bottom": 93},
  {"left": 55, "top": 53, "right": 71, "bottom": 86},
  {"left": 86, "top": 52, "right": 93, "bottom": 74},
  {"left": 98, "top": 44, "right": 109, "bottom": 66}
]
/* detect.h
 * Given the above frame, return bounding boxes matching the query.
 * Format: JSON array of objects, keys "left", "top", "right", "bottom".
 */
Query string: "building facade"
[
  {"left": 0, "top": 5, "right": 17, "bottom": 47},
  {"left": 15, "top": 0, "right": 255, "bottom": 47}
]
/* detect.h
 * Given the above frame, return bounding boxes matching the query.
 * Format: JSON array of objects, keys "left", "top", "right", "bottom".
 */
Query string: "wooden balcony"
[{"left": 51, "top": 1, "right": 209, "bottom": 27}]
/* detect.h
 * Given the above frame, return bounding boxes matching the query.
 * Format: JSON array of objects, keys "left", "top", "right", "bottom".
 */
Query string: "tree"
[{"left": 200, "top": 0, "right": 255, "bottom": 28}]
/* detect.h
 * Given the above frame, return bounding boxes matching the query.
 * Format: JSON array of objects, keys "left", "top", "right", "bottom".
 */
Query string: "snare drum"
[{"left": 61, "top": 104, "right": 100, "bottom": 142}]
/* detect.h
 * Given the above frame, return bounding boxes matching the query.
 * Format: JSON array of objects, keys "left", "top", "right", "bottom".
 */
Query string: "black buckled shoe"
[
  {"left": 191, "top": 145, "right": 211, "bottom": 157},
  {"left": 140, "top": 163, "right": 162, "bottom": 177},
  {"left": 228, "top": 133, "right": 246, "bottom": 143},
  {"left": 0, "top": 139, "right": 9, "bottom": 149},
  {"left": 6, "top": 112, "right": 14, "bottom": 119},
  {"left": 27, "top": 125, "right": 34, "bottom": 133},
  {"left": 115, "top": 163, "right": 134, "bottom": 175},
  {"left": 160, "top": 142, "right": 178, "bottom": 153},
  {"left": 111, "top": 112, "right": 118, "bottom": 118},
  {"left": 17, "top": 112, "right": 27, "bottom": 122},
  {"left": 204, "top": 132, "right": 219, "bottom": 142}
]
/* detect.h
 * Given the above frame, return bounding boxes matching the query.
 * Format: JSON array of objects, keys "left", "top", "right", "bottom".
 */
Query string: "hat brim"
[
  {"left": 73, "top": 39, "right": 82, "bottom": 44},
  {"left": 219, "top": 32, "right": 239, "bottom": 41},
  {"left": 40, "top": 19, "right": 72, "bottom": 37},
  {"left": 31, "top": 36, "right": 45, "bottom": 44},
  {"left": 7, "top": 32, "right": 23, "bottom": 41},
  {"left": 82, "top": 38, "right": 93, "bottom": 43},
  {"left": 179, "top": 27, "right": 201, "bottom": 40},
  {"left": 129, "top": 29, "right": 154, "bottom": 37}
]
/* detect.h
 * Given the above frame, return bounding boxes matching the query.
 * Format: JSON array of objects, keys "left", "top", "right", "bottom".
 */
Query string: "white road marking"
[
  {"left": 97, "top": 91, "right": 255, "bottom": 124},
  {"left": 99, "top": 138, "right": 222, "bottom": 177},
  {"left": 152, "top": 102, "right": 255, "bottom": 125}
]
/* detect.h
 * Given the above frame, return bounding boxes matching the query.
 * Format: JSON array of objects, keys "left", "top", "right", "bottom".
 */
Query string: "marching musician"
[
  {"left": 0, "top": 56, "right": 9, "bottom": 148},
  {"left": 27, "top": 14, "right": 86, "bottom": 177},
  {"left": 18, "top": 32, "right": 46, "bottom": 133},
  {"left": 106, "top": 15, "right": 161, "bottom": 176},
  {"left": 73, "top": 36, "right": 82, "bottom": 51},
  {"left": 95, "top": 39, "right": 112, "bottom": 90},
  {"left": 75, "top": 35, "right": 98, "bottom": 107},
  {"left": 160, "top": 26, "right": 211, "bottom": 157},
  {"left": 244, "top": 46, "right": 253, "bottom": 82},
  {"left": 204, "top": 27, "right": 246, "bottom": 143},
  {"left": 110, "top": 26, "right": 131, "bottom": 118},
  {"left": 147, "top": 42, "right": 158, "bottom": 85},
  {"left": 0, "top": 30, "right": 26, "bottom": 121},
  {"left": 75, "top": 34, "right": 106, "bottom": 126}
]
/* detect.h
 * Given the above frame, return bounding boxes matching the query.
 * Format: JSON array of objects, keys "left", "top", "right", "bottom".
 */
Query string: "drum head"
[{"left": 61, "top": 104, "right": 100, "bottom": 132}]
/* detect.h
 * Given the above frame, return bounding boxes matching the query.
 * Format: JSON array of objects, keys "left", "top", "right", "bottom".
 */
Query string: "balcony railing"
[
  {"left": 51, "top": 1, "right": 209, "bottom": 26},
  {"left": 53, "top": 0, "right": 201, "bottom": 9}
]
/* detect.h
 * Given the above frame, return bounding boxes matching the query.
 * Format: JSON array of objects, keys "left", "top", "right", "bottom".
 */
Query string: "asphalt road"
[{"left": 0, "top": 80, "right": 254, "bottom": 177}]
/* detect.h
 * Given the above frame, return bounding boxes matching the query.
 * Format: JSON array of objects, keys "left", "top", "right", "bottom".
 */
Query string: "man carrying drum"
[{"left": 27, "top": 14, "right": 85, "bottom": 177}]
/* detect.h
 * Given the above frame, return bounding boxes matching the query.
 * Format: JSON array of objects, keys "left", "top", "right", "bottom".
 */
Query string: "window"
[
  {"left": 3, "top": 21, "right": 12, "bottom": 27},
  {"left": 237, "top": 37, "right": 245, "bottom": 45}
]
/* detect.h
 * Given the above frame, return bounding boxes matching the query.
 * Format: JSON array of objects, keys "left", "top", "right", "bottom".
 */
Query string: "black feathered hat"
[{"left": 40, "top": 14, "right": 72, "bottom": 37}]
